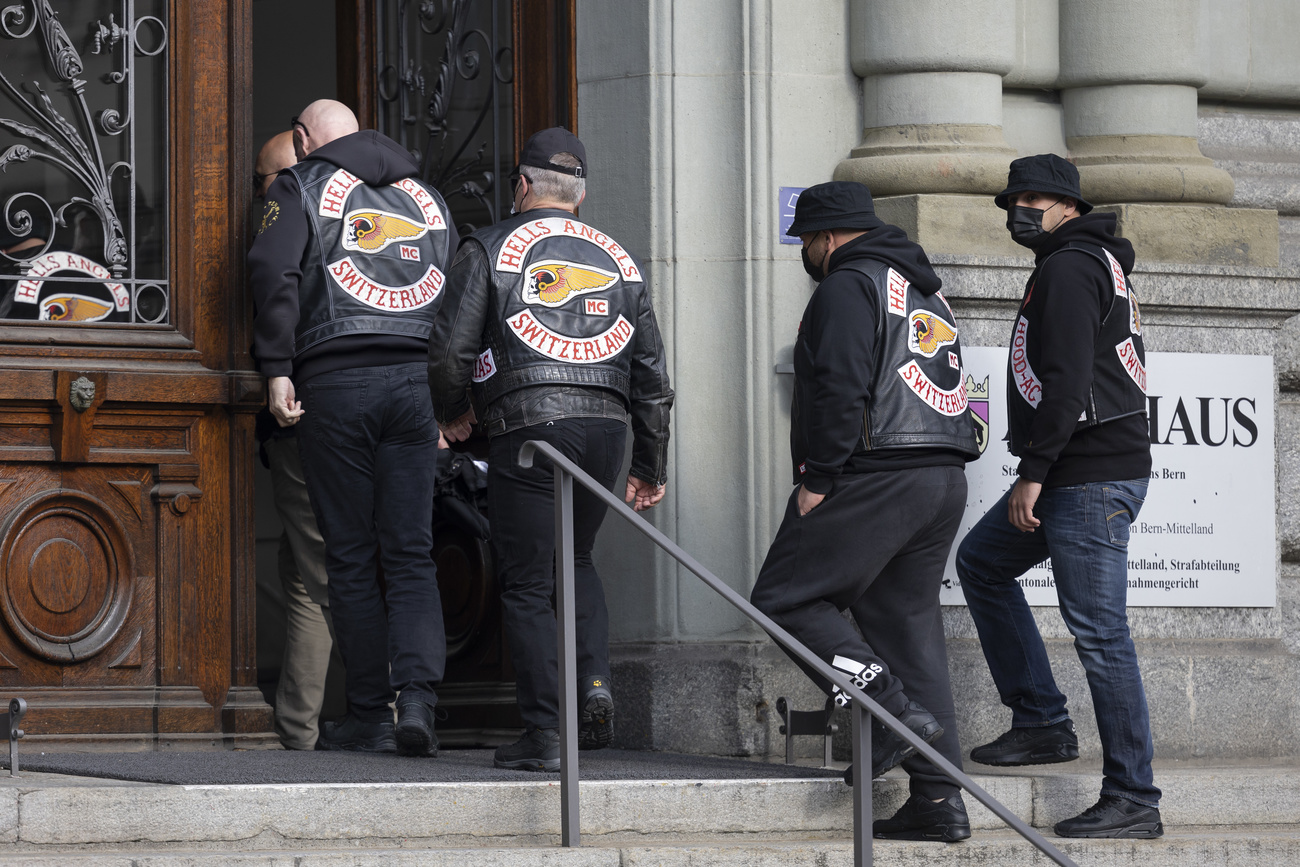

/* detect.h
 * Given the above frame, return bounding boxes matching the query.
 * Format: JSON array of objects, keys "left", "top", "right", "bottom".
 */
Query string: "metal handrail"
[{"left": 520, "top": 439, "right": 1077, "bottom": 867}]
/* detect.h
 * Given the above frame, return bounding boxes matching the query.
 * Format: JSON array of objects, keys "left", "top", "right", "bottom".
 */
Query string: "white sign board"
[{"left": 941, "top": 347, "right": 1275, "bottom": 608}]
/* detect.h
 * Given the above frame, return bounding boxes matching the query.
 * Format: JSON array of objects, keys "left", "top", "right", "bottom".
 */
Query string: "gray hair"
[{"left": 524, "top": 152, "right": 585, "bottom": 205}]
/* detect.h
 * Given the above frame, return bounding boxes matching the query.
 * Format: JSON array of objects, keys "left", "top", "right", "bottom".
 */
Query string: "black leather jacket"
[{"left": 429, "top": 208, "right": 673, "bottom": 484}]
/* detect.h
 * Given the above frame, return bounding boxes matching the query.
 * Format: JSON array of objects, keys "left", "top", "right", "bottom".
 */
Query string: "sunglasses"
[
  {"left": 253, "top": 169, "right": 281, "bottom": 191},
  {"left": 290, "top": 115, "right": 311, "bottom": 138}
]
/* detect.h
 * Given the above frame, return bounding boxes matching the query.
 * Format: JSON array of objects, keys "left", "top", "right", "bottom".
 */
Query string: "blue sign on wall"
[{"left": 779, "top": 187, "right": 805, "bottom": 244}]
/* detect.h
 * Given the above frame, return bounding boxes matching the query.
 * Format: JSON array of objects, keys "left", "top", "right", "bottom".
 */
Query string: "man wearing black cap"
[
  {"left": 250, "top": 99, "right": 457, "bottom": 757},
  {"left": 429, "top": 127, "right": 673, "bottom": 770},
  {"left": 956, "top": 153, "right": 1161, "bottom": 839},
  {"left": 750, "top": 181, "right": 979, "bottom": 841}
]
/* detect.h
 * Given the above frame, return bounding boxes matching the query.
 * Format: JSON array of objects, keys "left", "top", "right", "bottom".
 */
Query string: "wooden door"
[{"left": 0, "top": 1, "right": 272, "bottom": 747}]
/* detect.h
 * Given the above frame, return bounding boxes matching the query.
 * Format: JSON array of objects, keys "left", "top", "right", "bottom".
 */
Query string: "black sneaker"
[
  {"left": 579, "top": 676, "right": 614, "bottom": 750},
  {"left": 969, "top": 720, "right": 1078, "bottom": 766},
  {"left": 874, "top": 792, "right": 972, "bottom": 842},
  {"left": 1054, "top": 795, "right": 1163, "bottom": 839},
  {"left": 844, "top": 701, "right": 944, "bottom": 786},
  {"left": 395, "top": 695, "right": 439, "bottom": 757},
  {"left": 494, "top": 727, "right": 561, "bottom": 771},
  {"left": 316, "top": 715, "right": 396, "bottom": 753}
]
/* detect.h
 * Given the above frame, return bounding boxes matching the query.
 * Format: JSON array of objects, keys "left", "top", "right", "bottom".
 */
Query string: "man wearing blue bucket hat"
[{"left": 751, "top": 180, "right": 979, "bottom": 842}]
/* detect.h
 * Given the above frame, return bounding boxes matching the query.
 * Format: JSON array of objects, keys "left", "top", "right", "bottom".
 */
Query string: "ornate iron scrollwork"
[
  {"left": 0, "top": 1, "right": 169, "bottom": 324},
  {"left": 377, "top": 0, "right": 513, "bottom": 234}
]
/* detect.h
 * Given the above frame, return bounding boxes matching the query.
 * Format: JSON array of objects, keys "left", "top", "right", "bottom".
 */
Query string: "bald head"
[
  {"left": 293, "top": 99, "right": 359, "bottom": 158},
  {"left": 254, "top": 131, "right": 296, "bottom": 198}
]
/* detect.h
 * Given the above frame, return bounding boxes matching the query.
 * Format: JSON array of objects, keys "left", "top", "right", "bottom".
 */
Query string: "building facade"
[{"left": 1, "top": 0, "right": 1298, "bottom": 759}]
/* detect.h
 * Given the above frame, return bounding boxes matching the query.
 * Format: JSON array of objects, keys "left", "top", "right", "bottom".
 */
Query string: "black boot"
[
  {"left": 316, "top": 715, "right": 396, "bottom": 753},
  {"left": 494, "top": 727, "right": 561, "bottom": 771},
  {"left": 874, "top": 792, "right": 972, "bottom": 842},
  {"left": 395, "top": 695, "right": 439, "bottom": 758},
  {"left": 579, "top": 676, "right": 615, "bottom": 750}
]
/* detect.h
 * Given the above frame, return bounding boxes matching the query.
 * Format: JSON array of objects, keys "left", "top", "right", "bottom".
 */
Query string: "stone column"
[
  {"left": 1059, "top": 0, "right": 1277, "bottom": 265},
  {"left": 835, "top": 0, "right": 1022, "bottom": 255}
]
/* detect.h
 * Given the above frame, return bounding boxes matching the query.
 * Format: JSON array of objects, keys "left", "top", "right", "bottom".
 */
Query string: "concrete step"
[
  {"left": 0, "top": 760, "right": 1296, "bottom": 865},
  {"left": 1, "top": 831, "right": 1300, "bottom": 867},
  {"left": 4, "top": 760, "right": 1296, "bottom": 846}
]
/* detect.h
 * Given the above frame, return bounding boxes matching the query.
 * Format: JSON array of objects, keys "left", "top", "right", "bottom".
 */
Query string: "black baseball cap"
[
  {"left": 786, "top": 181, "right": 884, "bottom": 237},
  {"left": 995, "top": 153, "right": 1093, "bottom": 213},
  {"left": 517, "top": 127, "right": 586, "bottom": 178}
]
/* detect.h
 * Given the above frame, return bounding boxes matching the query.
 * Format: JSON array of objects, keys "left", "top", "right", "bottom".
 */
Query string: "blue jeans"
[
  {"left": 296, "top": 362, "right": 445, "bottom": 720},
  {"left": 955, "top": 479, "right": 1159, "bottom": 807}
]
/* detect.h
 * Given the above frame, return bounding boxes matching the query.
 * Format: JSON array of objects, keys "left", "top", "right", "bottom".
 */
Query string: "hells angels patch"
[
  {"left": 16, "top": 252, "right": 130, "bottom": 313},
  {"left": 327, "top": 257, "right": 444, "bottom": 311},
  {"left": 897, "top": 360, "right": 969, "bottom": 417},
  {"left": 523, "top": 259, "right": 618, "bottom": 307},
  {"left": 507, "top": 310, "right": 634, "bottom": 363},
  {"left": 494, "top": 217, "right": 642, "bottom": 282}
]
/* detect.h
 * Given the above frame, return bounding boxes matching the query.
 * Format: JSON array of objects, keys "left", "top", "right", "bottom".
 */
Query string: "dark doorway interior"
[{"left": 251, "top": 0, "right": 347, "bottom": 723}]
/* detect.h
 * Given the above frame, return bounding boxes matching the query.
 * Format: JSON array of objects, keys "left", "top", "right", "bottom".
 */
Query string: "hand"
[
  {"left": 437, "top": 430, "right": 449, "bottom": 450},
  {"left": 1008, "top": 478, "right": 1043, "bottom": 532},
  {"left": 625, "top": 476, "right": 666, "bottom": 512},
  {"left": 443, "top": 407, "right": 477, "bottom": 442},
  {"left": 797, "top": 484, "right": 826, "bottom": 516},
  {"left": 268, "top": 376, "right": 304, "bottom": 427}
]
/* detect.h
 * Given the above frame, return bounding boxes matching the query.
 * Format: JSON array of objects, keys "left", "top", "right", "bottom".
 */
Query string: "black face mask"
[
  {"left": 1006, "top": 199, "right": 1062, "bottom": 249},
  {"left": 801, "top": 237, "right": 826, "bottom": 282}
]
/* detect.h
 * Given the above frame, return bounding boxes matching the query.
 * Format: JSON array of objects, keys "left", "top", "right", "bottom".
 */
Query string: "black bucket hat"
[
  {"left": 786, "top": 181, "right": 884, "bottom": 237},
  {"left": 518, "top": 127, "right": 587, "bottom": 178},
  {"left": 995, "top": 153, "right": 1092, "bottom": 213}
]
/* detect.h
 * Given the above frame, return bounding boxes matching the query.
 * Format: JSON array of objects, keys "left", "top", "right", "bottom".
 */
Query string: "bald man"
[
  {"left": 250, "top": 99, "right": 459, "bottom": 756},
  {"left": 251, "top": 130, "right": 337, "bottom": 751}
]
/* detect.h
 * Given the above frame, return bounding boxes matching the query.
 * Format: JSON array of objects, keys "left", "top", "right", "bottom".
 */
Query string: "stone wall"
[{"left": 577, "top": 0, "right": 1300, "bottom": 760}]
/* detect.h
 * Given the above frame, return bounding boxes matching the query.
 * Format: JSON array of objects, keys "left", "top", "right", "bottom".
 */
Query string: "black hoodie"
[
  {"left": 250, "top": 130, "right": 460, "bottom": 384},
  {"left": 1011, "top": 212, "right": 1151, "bottom": 487},
  {"left": 791, "top": 226, "right": 968, "bottom": 493}
]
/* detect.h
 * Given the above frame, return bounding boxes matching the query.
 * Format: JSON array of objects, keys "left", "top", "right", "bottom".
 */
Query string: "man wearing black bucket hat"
[
  {"left": 429, "top": 127, "right": 673, "bottom": 771},
  {"left": 750, "top": 181, "right": 979, "bottom": 842},
  {"left": 955, "top": 153, "right": 1162, "bottom": 839}
]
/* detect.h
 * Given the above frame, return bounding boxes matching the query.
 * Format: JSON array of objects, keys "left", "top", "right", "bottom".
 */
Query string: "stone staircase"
[{"left": 0, "top": 759, "right": 1296, "bottom": 865}]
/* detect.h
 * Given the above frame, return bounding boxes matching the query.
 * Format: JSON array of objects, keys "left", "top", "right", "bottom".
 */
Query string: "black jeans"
[
  {"left": 488, "top": 417, "right": 626, "bottom": 730},
  {"left": 751, "top": 465, "right": 967, "bottom": 800},
  {"left": 296, "top": 362, "right": 445, "bottom": 721}
]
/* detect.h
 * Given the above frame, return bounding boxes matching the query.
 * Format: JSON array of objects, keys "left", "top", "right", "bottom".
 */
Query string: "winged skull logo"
[
  {"left": 523, "top": 260, "right": 619, "bottom": 307},
  {"left": 40, "top": 294, "right": 115, "bottom": 322},
  {"left": 342, "top": 209, "right": 427, "bottom": 253},
  {"left": 908, "top": 310, "right": 959, "bottom": 357}
]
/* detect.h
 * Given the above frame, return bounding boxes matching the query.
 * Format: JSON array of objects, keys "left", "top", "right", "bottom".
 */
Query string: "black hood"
[
  {"left": 1037, "top": 212, "right": 1135, "bottom": 274},
  {"left": 827, "top": 225, "right": 942, "bottom": 295},
  {"left": 300, "top": 130, "right": 419, "bottom": 187}
]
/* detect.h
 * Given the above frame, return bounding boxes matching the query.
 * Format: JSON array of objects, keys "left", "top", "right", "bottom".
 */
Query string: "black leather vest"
[
  {"left": 1007, "top": 241, "right": 1147, "bottom": 456},
  {"left": 467, "top": 209, "right": 648, "bottom": 407},
  {"left": 287, "top": 160, "right": 452, "bottom": 355},
  {"left": 845, "top": 259, "right": 980, "bottom": 455}
]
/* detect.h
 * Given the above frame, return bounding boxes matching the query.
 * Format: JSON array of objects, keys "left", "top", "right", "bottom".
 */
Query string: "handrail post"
[
  {"left": 554, "top": 465, "right": 580, "bottom": 846},
  {"left": 852, "top": 701, "right": 873, "bottom": 866}
]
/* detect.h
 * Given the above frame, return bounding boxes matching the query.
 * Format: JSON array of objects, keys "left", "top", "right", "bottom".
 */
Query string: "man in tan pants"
[{"left": 254, "top": 131, "right": 336, "bottom": 750}]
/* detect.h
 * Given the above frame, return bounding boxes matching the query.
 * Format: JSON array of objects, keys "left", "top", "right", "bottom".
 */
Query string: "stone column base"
[
  {"left": 1071, "top": 135, "right": 1236, "bottom": 205},
  {"left": 873, "top": 193, "right": 1030, "bottom": 258},
  {"left": 1095, "top": 203, "right": 1280, "bottom": 267},
  {"left": 834, "top": 124, "right": 1016, "bottom": 197}
]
